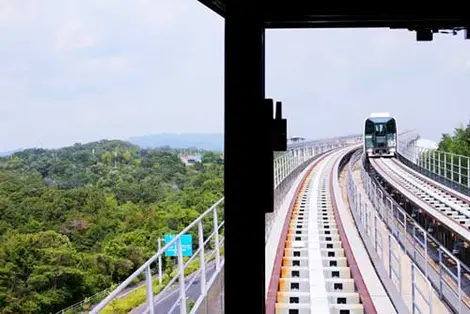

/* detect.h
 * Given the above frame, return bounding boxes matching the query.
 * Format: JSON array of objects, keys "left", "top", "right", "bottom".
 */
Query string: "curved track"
[
  {"left": 271, "top": 147, "right": 394, "bottom": 314},
  {"left": 370, "top": 158, "right": 470, "bottom": 241}
]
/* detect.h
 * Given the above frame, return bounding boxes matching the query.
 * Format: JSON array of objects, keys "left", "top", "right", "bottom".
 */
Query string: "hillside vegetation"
[
  {"left": 437, "top": 122, "right": 470, "bottom": 156},
  {"left": 0, "top": 140, "right": 224, "bottom": 314}
]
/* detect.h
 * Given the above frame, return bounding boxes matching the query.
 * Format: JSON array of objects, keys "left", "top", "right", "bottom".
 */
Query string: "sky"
[{"left": 1, "top": 1, "right": 470, "bottom": 152}]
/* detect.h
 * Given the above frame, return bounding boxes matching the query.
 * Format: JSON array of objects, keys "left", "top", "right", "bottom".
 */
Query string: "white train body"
[{"left": 363, "top": 112, "right": 398, "bottom": 158}]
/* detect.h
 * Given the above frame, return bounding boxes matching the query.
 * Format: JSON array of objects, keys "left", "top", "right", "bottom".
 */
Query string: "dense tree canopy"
[
  {"left": 437, "top": 122, "right": 470, "bottom": 156},
  {"left": 0, "top": 140, "right": 223, "bottom": 314}
]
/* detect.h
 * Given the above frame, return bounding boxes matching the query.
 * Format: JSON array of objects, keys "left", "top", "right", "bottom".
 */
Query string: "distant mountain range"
[
  {"left": 0, "top": 133, "right": 224, "bottom": 157},
  {"left": 0, "top": 149, "right": 23, "bottom": 157},
  {"left": 127, "top": 133, "right": 224, "bottom": 151}
]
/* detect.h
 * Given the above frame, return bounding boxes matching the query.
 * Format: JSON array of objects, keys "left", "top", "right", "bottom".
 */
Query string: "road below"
[{"left": 131, "top": 262, "right": 217, "bottom": 314}]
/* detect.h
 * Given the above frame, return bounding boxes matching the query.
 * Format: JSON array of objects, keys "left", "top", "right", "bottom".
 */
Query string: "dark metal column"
[{"left": 224, "top": 2, "right": 267, "bottom": 314}]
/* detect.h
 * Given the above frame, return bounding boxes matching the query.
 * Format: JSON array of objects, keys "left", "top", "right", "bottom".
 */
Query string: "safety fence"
[
  {"left": 89, "top": 198, "right": 225, "bottom": 314},
  {"left": 346, "top": 150, "right": 469, "bottom": 314},
  {"left": 398, "top": 131, "right": 470, "bottom": 197}
]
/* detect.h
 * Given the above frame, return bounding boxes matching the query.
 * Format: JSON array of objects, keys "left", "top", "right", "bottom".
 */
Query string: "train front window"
[
  {"left": 386, "top": 120, "right": 396, "bottom": 133},
  {"left": 375, "top": 123, "right": 386, "bottom": 136},
  {"left": 365, "top": 120, "right": 374, "bottom": 135}
]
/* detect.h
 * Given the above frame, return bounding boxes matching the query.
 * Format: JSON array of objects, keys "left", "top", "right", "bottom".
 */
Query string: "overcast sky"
[{"left": 1, "top": 1, "right": 470, "bottom": 152}]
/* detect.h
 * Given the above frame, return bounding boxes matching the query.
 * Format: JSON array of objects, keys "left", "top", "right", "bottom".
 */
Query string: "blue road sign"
[{"left": 164, "top": 234, "right": 193, "bottom": 257}]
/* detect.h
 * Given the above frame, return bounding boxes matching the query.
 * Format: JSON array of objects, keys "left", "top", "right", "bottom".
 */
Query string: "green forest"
[
  {"left": 437, "top": 121, "right": 470, "bottom": 156},
  {"left": 0, "top": 140, "right": 224, "bottom": 314}
]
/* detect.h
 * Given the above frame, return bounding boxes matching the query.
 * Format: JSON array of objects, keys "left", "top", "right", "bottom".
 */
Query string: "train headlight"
[
  {"left": 390, "top": 148, "right": 396, "bottom": 153},
  {"left": 366, "top": 148, "right": 372, "bottom": 153}
]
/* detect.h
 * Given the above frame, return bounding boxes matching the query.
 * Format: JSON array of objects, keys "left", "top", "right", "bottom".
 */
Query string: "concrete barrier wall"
[{"left": 195, "top": 265, "right": 224, "bottom": 314}]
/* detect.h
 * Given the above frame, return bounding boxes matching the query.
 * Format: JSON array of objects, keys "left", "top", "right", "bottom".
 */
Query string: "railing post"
[
  {"left": 146, "top": 265, "right": 155, "bottom": 314},
  {"left": 177, "top": 240, "right": 187, "bottom": 314},
  {"left": 459, "top": 156, "right": 462, "bottom": 185},
  {"left": 273, "top": 159, "right": 277, "bottom": 188},
  {"left": 158, "top": 238, "right": 162, "bottom": 285},
  {"left": 403, "top": 211, "right": 407, "bottom": 254},
  {"left": 198, "top": 220, "right": 207, "bottom": 295},
  {"left": 438, "top": 152, "right": 441, "bottom": 176},
  {"left": 417, "top": 147, "right": 421, "bottom": 167},
  {"left": 283, "top": 155, "right": 286, "bottom": 183},
  {"left": 213, "top": 206, "right": 221, "bottom": 270},
  {"left": 451, "top": 155, "right": 454, "bottom": 182},
  {"left": 424, "top": 231, "right": 428, "bottom": 279},
  {"left": 458, "top": 261, "right": 462, "bottom": 314},
  {"left": 428, "top": 150, "right": 431, "bottom": 171},
  {"left": 388, "top": 234, "right": 392, "bottom": 279},
  {"left": 438, "top": 248, "right": 443, "bottom": 298},
  {"left": 422, "top": 148, "right": 425, "bottom": 168},
  {"left": 468, "top": 157, "right": 470, "bottom": 188},
  {"left": 444, "top": 153, "right": 447, "bottom": 179},
  {"left": 411, "top": 264, "right": 416, "bottom": 314},
  {"left": 412, "top": 224, "right": 416, "bottom": 261}
]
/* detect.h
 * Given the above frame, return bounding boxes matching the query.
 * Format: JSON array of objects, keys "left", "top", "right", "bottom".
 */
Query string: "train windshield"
[
  {"left": 386, "top": 119, "right": 397, "bottom": 133},
  {"left": 365, "top": 120, "right": 374, "bottom": 135},
  {"left": 375, "top": 123, "right": 386, "bottom": 136},
  {"left": 365, "top": 117, "right": 396, "bottom": 136}
]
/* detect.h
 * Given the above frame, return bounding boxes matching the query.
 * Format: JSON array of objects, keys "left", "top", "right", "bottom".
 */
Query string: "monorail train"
[{"left": 363, "top": 113, "right": 398, "bottom": 158}]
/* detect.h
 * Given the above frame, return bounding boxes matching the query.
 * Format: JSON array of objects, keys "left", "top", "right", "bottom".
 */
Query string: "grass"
[
  {"left": 188, "top": 300, "right": 195, "bottom": 311},
  {"left": 100, "top": 246, "right": 224, "bottom": 313},
  {"left": 100, "top": 275, "right": 169, "bottom": 314}
]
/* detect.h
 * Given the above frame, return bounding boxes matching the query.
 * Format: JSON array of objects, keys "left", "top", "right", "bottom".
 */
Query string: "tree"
[
  {"left": 432, "top": 121, "right": 470, "bottom": 186},
  {"left": 201, "top": 151, "right": 223, "bottom": 164},
  {"left": 437, "top": 122, "right": 470, "bottom": 156},
  {"left": 0, "top": 139, "right": 224, "bottom": 313}
]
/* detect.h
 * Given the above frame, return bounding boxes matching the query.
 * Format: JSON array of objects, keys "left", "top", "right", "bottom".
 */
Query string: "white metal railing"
[
  {"left": 347, "top": 151, "right": 469, "bottom": 314},
  {"left": 274, "top": 135, "right": 361, "bottom": 189},
  {"left": 285, "top": 133, "right": 362, "bottom": 150},
  {"left": 398, "top": 130, "right": 470, "bottom": 194},
  {"left": 268, "top": 135, "right": 362, "bottom": 242},
  {"left": 90, "top": 198, "right": 225, "bottom": 314}
]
